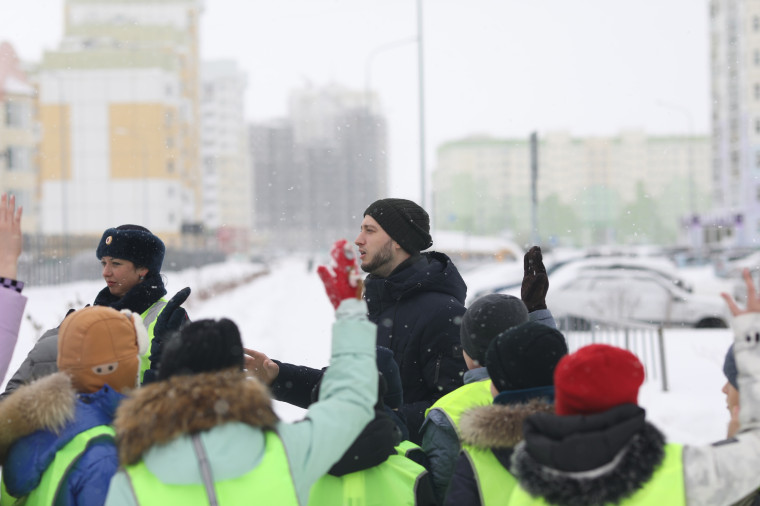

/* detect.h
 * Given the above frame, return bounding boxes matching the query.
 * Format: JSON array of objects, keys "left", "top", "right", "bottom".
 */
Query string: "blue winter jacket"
[{"left": 2, "top": 377, "right": 123, "bottom": 506}]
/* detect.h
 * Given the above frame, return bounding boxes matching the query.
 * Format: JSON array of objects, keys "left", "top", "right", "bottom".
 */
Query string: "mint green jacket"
[{"left": 105, "top": 299, "right": 378, "bottom": 506}]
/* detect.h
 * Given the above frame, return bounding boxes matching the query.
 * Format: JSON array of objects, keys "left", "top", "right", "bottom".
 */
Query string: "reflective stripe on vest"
[
  {"left": 139, "top": 298, "right": 168, "bottom": 381},
  {"left": 1, "top": 425, "right": 115, "bottom": 506},
  {"left": 463, "top": 444, "right": 518, "bottom": 505},
  {"left": 424, "top": 379, "right": 493, "bottom": 435},
  {"left": 308, "top": 453, "right": 427, "bottom": 506},
  {"left": 507, "top": 444, "right": 686, "bottom": 505},
  {"left": 124, "top": 431, "right": 299, "bottom": 505}
]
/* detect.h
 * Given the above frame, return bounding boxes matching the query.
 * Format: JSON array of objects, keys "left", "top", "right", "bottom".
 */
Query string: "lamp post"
[{"left": 417, "top": 0, "right": 427, "bottom": 210}]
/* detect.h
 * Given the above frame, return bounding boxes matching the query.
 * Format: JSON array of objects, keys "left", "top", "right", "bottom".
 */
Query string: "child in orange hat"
[{"left": 0, "top": 306, "right": 146, "bottom": 505}]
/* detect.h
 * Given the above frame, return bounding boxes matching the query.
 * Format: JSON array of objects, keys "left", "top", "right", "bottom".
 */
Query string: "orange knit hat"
[{"left": 57, "top": 306, "right": 148, "bottom": 394}]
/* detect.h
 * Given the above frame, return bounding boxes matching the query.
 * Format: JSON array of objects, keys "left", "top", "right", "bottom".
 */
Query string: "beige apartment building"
[
  {"left": 36, "top": 0, "right": 203, "bottom": 242},
  {"left": 433, "top": 130, "right": 711, "bottom": 247},
  {"left": 0, "top": 42, "right": 38, "bottom": 234}
]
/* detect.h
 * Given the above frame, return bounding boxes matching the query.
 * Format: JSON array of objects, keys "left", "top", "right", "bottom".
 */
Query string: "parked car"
[{"left": 507, "top": 267, "right": 729, "bottom": 329}]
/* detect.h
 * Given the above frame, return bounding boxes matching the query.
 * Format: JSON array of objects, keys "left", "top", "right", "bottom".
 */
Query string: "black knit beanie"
[
  {"left": 96, "top": 224, "right": 165, "bottom": 275},
  {"left": 486, "top": 321, "right": 568, "bottom": 392},
  {"left": 363, "top": 198, "right": 432, "bottom": 254},
  {"left": 158, "top": 318, "right": 244, "bottom": 380},
  {"left": 460, "top": 294, "right": 529, "bottom": 365},
  {"left": 724, "top": 343, "right": 738, "bottom": 390}
]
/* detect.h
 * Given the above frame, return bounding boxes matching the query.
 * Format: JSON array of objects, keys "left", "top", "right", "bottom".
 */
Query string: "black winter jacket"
[{"left": 363, "top": 251, "right": 467, "bottom": 443}]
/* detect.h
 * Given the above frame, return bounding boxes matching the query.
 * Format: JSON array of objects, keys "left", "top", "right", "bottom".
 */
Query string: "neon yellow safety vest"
[
  {"left": 124, "top": 431, "right": 299, "bottom": 505},
  {"left": 507, "top": 444, "right": 686, "bottom": 505},
  {"left": 462, "top": 443, "right": 519, "bottom": 505},
  {"left": 139, "top": 298, "right": 168, "bottom": 381},
  {"left": 424, "top": 379, "right": 493, "bottom": 435},
  {"left": 0, "top": 425, "right": 115, "bottom": 506},
  {"left": 308, "top": 453, "right": 427, "bottom": 506}
]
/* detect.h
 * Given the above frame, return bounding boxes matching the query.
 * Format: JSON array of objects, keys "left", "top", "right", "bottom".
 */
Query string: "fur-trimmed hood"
[
  {"left": 0, "top": 372, "right": 76, "bottom": 464},
  {"left": 459, "top": 398, "right": 555, "bottom": 450},
  {"left": 114, "top": 370, "right": 279, "bottom": 466},
  {"left": 511, "top": 404, "right": 666, "bottom": 506}
]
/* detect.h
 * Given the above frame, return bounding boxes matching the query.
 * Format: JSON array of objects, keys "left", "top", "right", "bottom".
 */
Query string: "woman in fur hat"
[{"left": 1, "top": 224, "right": 190, "bottom": 399}]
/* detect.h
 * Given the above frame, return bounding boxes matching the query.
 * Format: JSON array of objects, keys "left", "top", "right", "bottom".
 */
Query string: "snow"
[{"left": 6, "top": 255, "right": 737, "bottom": 446}]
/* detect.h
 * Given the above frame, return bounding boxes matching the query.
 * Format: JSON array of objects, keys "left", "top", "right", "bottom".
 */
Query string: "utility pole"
[
  {"left": 530, "top": 132, "right": 539, "bottom": 245},
  {"left": 417, "top": 0, "right": 427, "bottom": 210}
]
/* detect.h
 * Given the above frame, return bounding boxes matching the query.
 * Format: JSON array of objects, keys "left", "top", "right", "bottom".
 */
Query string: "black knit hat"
[
  {"left": 460, "top": 294, "right": 529, "bottom": 365},
  {"left": 363, "top": 198, "right": 433, "bottom": 254},
  {"left": 96, "top": 224, "right": 165, "bottom": 275},
  {"left": 157, "top": 318, "right": 244, "bottom": 380},
  {"left": 724, "top": 344, "right": 738, "bottom": 390},
  {"left": 486, "top": 321, "right": 568, "bottom": 392}
]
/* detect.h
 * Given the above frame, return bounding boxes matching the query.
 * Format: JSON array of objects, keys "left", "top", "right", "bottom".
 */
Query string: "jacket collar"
[
  {"left": 459, "top": 398, "right": 554, "bottom": 450},
  {"left": 114, "top": 370, "right": 278, "bottom": 466},
  {"left": 512, "top": 404, "right": 666, "bottom": 506},
  {"left": 93, "top": 271, "right": 167, "bottom": 313}
]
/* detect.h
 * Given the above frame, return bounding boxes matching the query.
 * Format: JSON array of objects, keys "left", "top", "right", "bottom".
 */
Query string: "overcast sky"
[{"left": 2, "top": 0, "right": 710, "bottom": 202}]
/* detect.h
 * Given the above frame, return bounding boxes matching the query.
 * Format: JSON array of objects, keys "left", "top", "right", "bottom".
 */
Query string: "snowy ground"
[{"left": 5, "top": 256, "right": 736, "bottom": 446}]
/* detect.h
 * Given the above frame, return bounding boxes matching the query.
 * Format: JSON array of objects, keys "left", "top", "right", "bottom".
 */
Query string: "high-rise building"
[
  {"left": 0, "top": 41, "right": 38, "bottom": 233},
  {"left": 36, "top": 0, "right": 202, "bottom": 241},
  {"left": 433, "top": 131, "right": 711, "bottom": 247},
  {"left": 709, "top": 0, "right": 760, "bottom": 247},
  {"left": 200, "top": 60, "right": 251, "bottom": 253},
  {"left": 250, "top": 84, "right": 388, "bottom": 252}
]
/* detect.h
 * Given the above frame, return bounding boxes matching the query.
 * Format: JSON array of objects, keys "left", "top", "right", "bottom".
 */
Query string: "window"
[
  {"left": 4, "top": 101, "right": 29, "bottom": 128},
  {"left": 5, "top": 146, "right": 31, "bottom": 171},
  {"left": 754, "top": 83, "right": 760, "bottom": 100}
]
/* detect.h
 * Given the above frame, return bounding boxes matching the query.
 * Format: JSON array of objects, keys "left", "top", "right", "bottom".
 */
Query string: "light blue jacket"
[{"left": 105, "top": 298, "right": 378, "bottom": 506}]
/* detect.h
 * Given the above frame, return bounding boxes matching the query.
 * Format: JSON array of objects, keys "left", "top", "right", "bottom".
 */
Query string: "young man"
[{"left": 356, "top": 198, "right": 467, "bottom": 443}]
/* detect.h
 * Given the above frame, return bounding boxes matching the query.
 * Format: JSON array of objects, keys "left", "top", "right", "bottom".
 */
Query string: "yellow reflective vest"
[
  {"left": 124, "top": 431, "right": 298, "bottom": 505},
  {"left": 139, "top": 298, "right": 168, "bottom": 381},
  {"left": 0, "top": 425, "right": 115, "bottom": 506},
  {"left": 507, "top": 444, "right": 686, "bottom": 505},
  {"left": 424, "top": 379, "right": 493, "bottom": 434},
  {"left": 308, "top": 453, "right": 427, "bottom": 506}
]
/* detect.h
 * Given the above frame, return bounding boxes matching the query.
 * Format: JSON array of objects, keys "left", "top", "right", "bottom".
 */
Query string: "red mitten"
[{"left": 317, "top": 239, "right": 364, "bottom": 309}]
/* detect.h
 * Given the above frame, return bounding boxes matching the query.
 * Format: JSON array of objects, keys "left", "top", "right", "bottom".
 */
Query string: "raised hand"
[
  {"left": 143, "top": 287, "right": 191, "bottom": 384},
  {"left": 243, "top": 347, "right": 280, "bottom": 385},
  {"left": 0, "top": 193, "right": 23, "bottom": 279},
  {"left": 317, "top": 239, "right": 363, "bottom": 310},
  {"left": 521, "top": 246, "right": 549, "bottom": 312},
  {"left": 722, "top": 269, "right": 760, "bottom": 316}
]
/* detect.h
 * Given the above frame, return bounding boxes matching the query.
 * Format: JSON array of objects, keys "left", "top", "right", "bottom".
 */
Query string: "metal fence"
[
  {"left": 557, "top": 314, "right": 668, "bottom": 392},
  {"left": 17, "top": 234, "right": 228, "bottom": 287}
]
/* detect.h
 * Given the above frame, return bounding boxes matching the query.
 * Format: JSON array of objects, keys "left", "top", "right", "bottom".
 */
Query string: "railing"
[{"left": 556, "top": 314, "right": 668, "bottom": 392}]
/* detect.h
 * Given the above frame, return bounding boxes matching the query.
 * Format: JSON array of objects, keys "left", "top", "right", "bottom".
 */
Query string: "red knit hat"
[{"left": 554, "top": 344, "right": 645, "bottom": 416}]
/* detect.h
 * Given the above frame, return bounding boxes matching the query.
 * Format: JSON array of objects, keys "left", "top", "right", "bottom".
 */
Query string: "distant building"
[
  {"left": 709, "top": 0, "right": 760, "bottom": 247},
  {"left": 0, "top": 41, "right": 38, "bottom": 233},
  {"left": 36, "top": 0, "right": 203, "bottom": 242},
  {"left": 432, "top": 130, "right": 711, "bottom": 248},
  {"left": 200, "top": 60, "right": 251, "bottom": 254},
  {"left": 249, "top": 84, "right": 388, "bottom": 252}
]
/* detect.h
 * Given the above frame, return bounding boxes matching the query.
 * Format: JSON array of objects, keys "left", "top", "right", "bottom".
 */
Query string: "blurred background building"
[
  {"left": 36, "top": 0, "right": 203, "bottom": 244},
  {"left": 0, "top": 41, "right": 38, "bottom": 234},
  {"left": 249, "top": 84, "right": 388, "bottom": 252},
  {"left": 200, "top": 60, "right": 251, "bottom": 254},
  {"left": 432, "top": 131, "right": 711, "bottom": 248}
]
